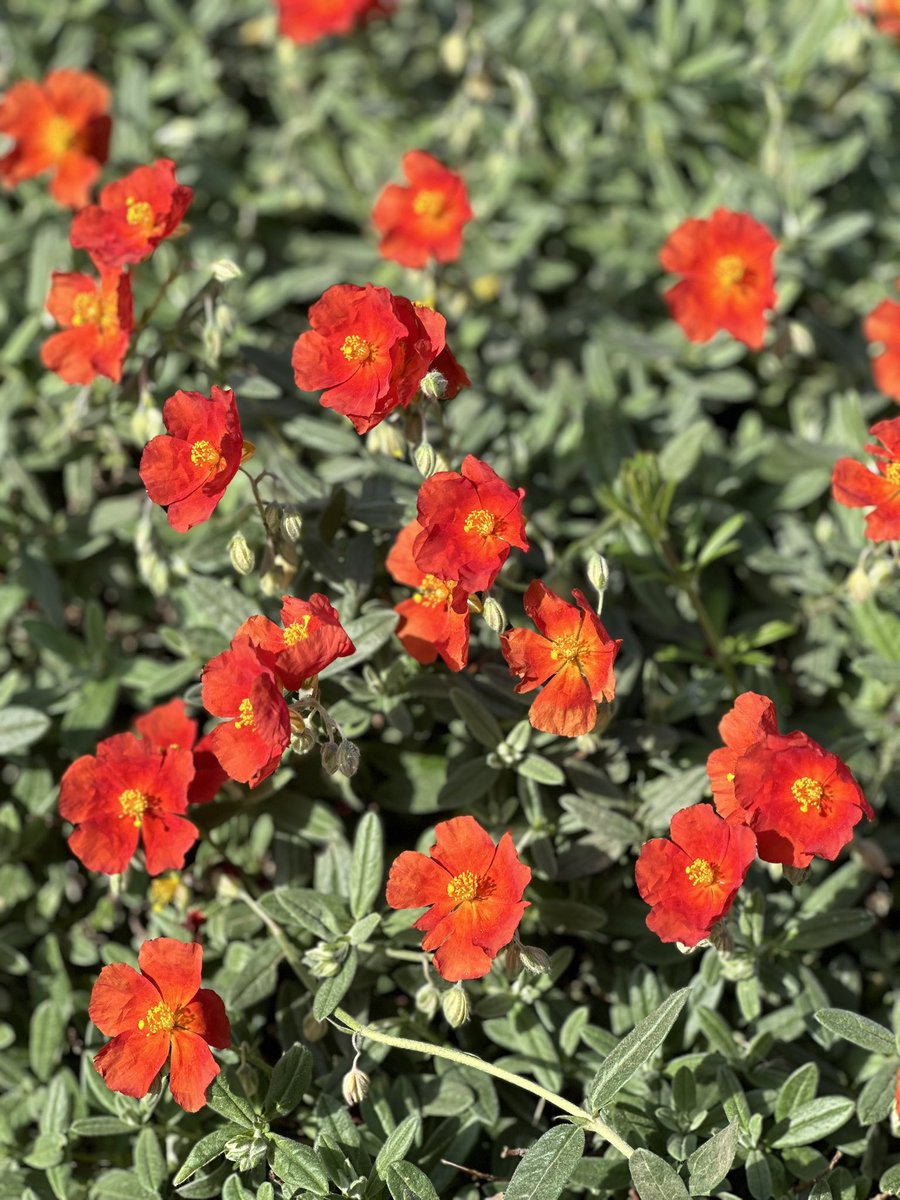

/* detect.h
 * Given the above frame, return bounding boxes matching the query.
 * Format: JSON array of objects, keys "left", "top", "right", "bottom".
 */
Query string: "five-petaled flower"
[
  {"left": 59, "top": 733, "right": 198, "bottom": 876},
  {"left": 70, "top": 158, "right": 193, "bottom": 269},
  {"left": 659, "top": 208, "right": 778, "bottom": 349},
  {"left": 201, "top": 641, "right": 291, "bottom": 787},
  {"left": 140, "top": 386, "right": 244, "bottom": 532},
  {"left": 232, "top": 594, "right": 356, "bottom": 691},
  {"left": 635, "top": 804, "right": 757, "bottom": 947},
  {"left": 373, "top": 151, "right": 473, "bottom": 268},
  {"left": 832, "top": 417, "right": 900, "bottom": 542},
  {"left": 706, "top": 691, "right": 779, "bottom": 823},
  {"left": 863, "top": 300, "right": 900, "bottom": 400},
  {"left": 386, "top": 520, "right": 471, "bottom": 671},
  {"left": 134, "top": 698, "right": 227, "bottom": 806},
  {"left": 89, "top": 938, "right": 230, "bottom": 1112},
  {"left": 276, "top": 0, "right": 393, "bottom": 44},
  {"left": 0, "top": 69, "right": 111, "bottom": 207},
  {"left": 500, "top": 581, "right": 620, "bottom": 738},
  {"left": 386, "top": 815, "right": 531, "bottom": 981},
  {"left": 41, "top": 267, "right": 133, "bottom": 385},
  {"left": 413, "top": 455, "right": 529, "bottom": 593}
]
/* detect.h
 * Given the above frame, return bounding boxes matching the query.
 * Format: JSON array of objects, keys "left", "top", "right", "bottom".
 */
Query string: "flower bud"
[
  {"left": 260, "top": 545, "right": 298, "bottom": 595},
  {"left": 263, "top": 502, "right": 284, "bottom": 535},
  {"left": 224, "top": 1130, "right": 268, "bottom": 1171},
  {"left": 215, "top": 872, "right": 242, "bottom": 899},
  {"left": 131, "top": 393, "right": 163, "bottom": 445},
  {"left": 281, "top": 506, "right": 304, "bottom": 542},
  {"left": 203, "top": 324, "right": 222, "bottom": 362},
  {"left": 341, "top": 1067, "right": 370, "bottom": 1107},
  {"left": 321, "top": 742, "right": 340, "bottom": 775},
  {"left": 420, "top": 370, "right": 448, "bottom": 400},
  {"left": 366, "top": 422, "right": 406, "bottom": 459},
  {"left": 228, "top": 533, "right": 255, "bottom": 576},
  {"left": 481, "top": 596, "right": 506, "bottom": 633},
  {"left": 708, "top": 922, "right": 734, "bottom": 955},
  {"left": 290, "top": 729, "right": 316, "bottom": 755},
  {"left": 519, "top": 944, "right": 551, "bottom": 974},
  {"left": 337, "top": 740, "right": 361, "bottom": 777},
  {"left": 845, "top": 565, "right": 872, "bottom": 605},
  {"left": 211, "top": 258, "right": 243, "bottom": 283},
  {"left": 504, "top": 944, "right": 522, "bottom": 977},
  {"left": 414, "top": 442, "right": 437, "bottom": 478},
  {"left": 441, "top": 984, "right": 470, "bottom": 1028},
  {"left": 586, "top": 553, "right": 610, "bottom": 594},
  {"left": 303, "top": 942, "right": 344, "bottom": 979},
  {"left": 415, "top": 983, "right": 441, "bottom": 1020},
  {"left": 433, "top": 452, "right": 452, "bottom": 473},
  {"left": 302, "top": 1013, "right": 328, "bottom": 1042}
]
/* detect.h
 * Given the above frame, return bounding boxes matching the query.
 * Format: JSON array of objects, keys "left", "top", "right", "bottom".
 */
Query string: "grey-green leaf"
[
  {"left": 588, "top": 987, "right": 690, "bottom": 1111},
  {"left": 628, "top": 1149, "right": 691, "bottom": 1200},
  {"left": 385, "top": 1161, "right": 440, "bottom": 1200},
  {"left": 769, "top": 1096, "right": 856, "bottom": 1148},
  {"left": 349, "top": 811, "right": 384, "bottom": 920},
  {"left": 687, "top": 1120, "right": 738, "bottom": 1194},
  {"left": 814, "top": 1008, "right": 896, "bottom": 1056},
  {"left": 504, "top": 1125, "right": 585, "bottom": 1200}
]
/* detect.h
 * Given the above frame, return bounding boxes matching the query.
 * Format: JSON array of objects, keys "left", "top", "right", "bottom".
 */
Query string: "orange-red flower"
[
  {"left": 139, "top": 387, "right": 243, "bottom": 532},
  {"left": 706, "top": 691, "right": 779, "bottom": 823},
  {"left": 385, "top": 815, "right": 531, "bottom": 981},
  {"left": 41, "top": 267, "right": 133, "bottom": 385},
  {"left": 59, "top": 733, "right": 198, "bottom": 876},
  {"left": 870, "top": 0, "right": 900, "bottom": 36},
  {"left": 90, "top": 938, "right": 230, "bottom": 1112},
  {"left": 500, "top": 581, "right": 621, "bottom": 738},
  {"left": 232, "top": 594, "right": 356, "bottom": 691},
  {"left": 832, "top": 418, "right": 900, "bottom": 542},
  {"left": 413, "top": 455, "right": 528, "bottom": 593},
  {"left": 412, "top": 302, "right": 471, "bottom": 400},
  {"left": 134, "top": 698, "right": 227, "bottom": 806},
  {"left": 732, "top": 732, "right": 874, "bottom": 869},
  {"left": 386, "top": 520, "right": 471, "bottom": 671},
  {"left": 0, "top": 69, "right": 111, "bottom": 207},
  {"left": 201, "top": 641, "right": 291, "bottom": 787},
  {"left": 373, "top": 151, "right": 473, "bottom": 268},
  {"left": 291, "top": 284, "right": 467, "bottom": 433},
  {"left": 660, "top": 208, "right": 778, "bottom": 349},
  {"left": 70, "top": 158, "right": 193, "bottom": 269},
  {"left": 276, "top": 0, "right": 393, "bottom": 43},
  {"left": 635, "top": 805, "right": 757, "bottom": 947},
  {"left": 863, "top": 300, "right": 900, "bottom": 400}
]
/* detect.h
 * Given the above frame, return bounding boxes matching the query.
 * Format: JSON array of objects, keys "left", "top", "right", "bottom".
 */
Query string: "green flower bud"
[
  {"left": 415, "top": 983, "right": 441, "bottom": 1020},
  {"left": 321, "top": 742, "right": 340, "bottom": 775},
  {"left": 441, "top": 984, "right": 470, "bottom": 1029},
  {"left": 263, "top": 502, "right": 284, "bottom": 535},
  {"left": 224, "top": 1130, "right": 268, "bottom": 1171},
  {"left": 228, "top": 533, "right": 255, "bottom": 576},
  {"left": 420, "top": 370, "right": 448, "bottom": 400},
  {"left": 341, "top": 1067, "right": 370, "bottom": 1107},
  {"left": 586, "top": 553, "right": 610, "bottom": 594},
  {"left": 337, "top": 739, "right": 361, "bottom": 777},
  {"left": 366, "top": 422, "right": 406, "bottom": 459},
  {"left": 281, "top": 506, "right": 304, "bottom": 542},
  {"left": 290, "top": 729, "right": 316, "bottom": 755},
  {"left": 481, "top": 596, "right": 506, "bottom": 633},
  {"left": 504, "top": 944, "right": 522, "bottom": 977},
  {"left": 519, "top": 944, "right": 551, "bottom": 974},
  {"left": 210, "top": 258, "right": 243, "bottom": 282},
  {"left": 303, "top": 942, "right": 344, "bottom": 979},
  {"left": 414, "top": 442, "right": 437, "bottom": 478}
]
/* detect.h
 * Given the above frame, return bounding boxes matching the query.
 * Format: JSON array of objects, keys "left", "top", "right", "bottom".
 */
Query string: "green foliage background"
[{"left": 2, "top": 0, "right": 900, "bottom": 1197}]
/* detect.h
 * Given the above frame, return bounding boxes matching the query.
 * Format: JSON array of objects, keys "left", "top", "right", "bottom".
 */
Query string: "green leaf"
[
  {"left": 450, "top": 687, "right": 504, "bottom": 748},
  {"left": 516, "top": 754, "right": 566, "bottom": 786},
  {"left": 173, "top": 1127, "right": 241, "bottom": 1185},
  {"left": 313, "top": 947, "right": 358, "bottom": 1020},
  {"left": 69, "top": 1117, "right": 136, "bottom": 1137},
  {"left": 268, "top": 1134, "right": 329, "bottom": 1196},
  {"left": 857, "top": 1063, "right": 898, "bottom": 1126},
  {"left": 385, "top": 1162, "right": 440, "bottom": 1200},
  {"left": 134, "top": 1128, "right": 166, "bottom": 1192},
  {"left": 697, "top": 513, "right": 745, "bottom": 567},
  {"left": 628, "top": 1149, "right": 690, "bottom": 1200},
  {"left": 263, "top": 1044, "right": 312, "bottom": 1119},
  {"left": 205, "top": 1078, "right": 257, "bottom": 1129},
  {"left": 814, "top": 1008, "right": 895, "bottom": 1055},
  {"left": 29, "top": 999, "right": 65, "bottom": 1083},
  {"left": 588, "top": 987, "right": 690, "bottom": 1111},
  {"left": 261, "top": 887, "right": 346, "bottom": 940},
  {"left": 318, "top": 609, "right": 398, "bottom": 679},
  {"left": 375, "top": 1114, "right": 422, "bottom": 1179},
  {"left": 687, "top": 1120, "right": 738, "bottom": 1194},
  {"left": 745, "top": 1149, "right": 772, "bottom": 1200},
  {"left": 880, "top": 1164, "right": 900, "bottom": 1195},
  {"left": 349, "top": 811, "right": 384, "bottom": 920},
  {"left": 504, "top": 1125, "right": 586, "bottom": 1200},
  {"left": 0, "top": 706, "right": 51, "bottom": 755},
  {"left": 781, "top": 910, "right": 875, "bottom": 951},
  {"left": 776, "top": 1063, "right": 819, "bottom": 1121},
  {"left": 770, "top": 1096, "right": 856, "bottom": 1147}
]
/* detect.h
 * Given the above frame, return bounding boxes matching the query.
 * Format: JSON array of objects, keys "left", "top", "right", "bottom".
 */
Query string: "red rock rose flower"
[
  {"left": 373, "top": 151, "right": 473, "bottom": 268},
  {"left": 386, "top": 520, "right": 471, "bottom": 671},
  {"left": 90, "top": 938, "right": 230, "bottom": 1112},
  {"left": 832, "top": 418, "right": 900, "bottom": 542},
  {"left": 70, "top": 158, "right": 193, "bottom": 268},
  {"left": 660, "top": 208, "right": 778, "bottom": 349},
  {"left": 59, "top": 733, "right": 198, "bottom": 876},
  {"left": 276, "top": 0, "right": 393, "bottom": 44},
  {"left": 41, "top": 267, "right": 133, "bottom": 385},
  {"left": 140, "top": 387, "right": 244, "bottom": 532},
  {"left": 500, "top": 581, "right": 621, "bottom": 738},
  {"left": 232, "top": 594, "right": 356, "bottom": 691},
  {"left": 414, "top": 455, "right": 528, "bottom": 593},
  {"left": 635, "top": 805, "right": 757, "bottom": 947},
  {"left": 870, "top": 0, "right": 900, "bottom": 36},
  {"left": 706, "top": 691, "right": 779, "bottom": 823},
  {"left": 863, "top": 300, "right": 900, "bottom": 400},
  {"left": 0, "top": 69, "right": 111, "bottom": 207},
  {"left": 386, "top": 815, "right": 531, "bottom": 981},
  {"left": 201, "top": 641, "right": 291, "bottom": 787},
  {"left": 134, "top": 698, "right": 227, "bottom": 806}
]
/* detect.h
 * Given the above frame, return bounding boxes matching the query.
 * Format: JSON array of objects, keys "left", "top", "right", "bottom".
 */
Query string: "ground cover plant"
[{"left": 3, "top": 0, "right": 900, "bottom": 1197}]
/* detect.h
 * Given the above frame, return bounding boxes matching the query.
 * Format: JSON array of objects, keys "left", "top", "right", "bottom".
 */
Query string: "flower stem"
[{"left": 331, "top": 1006, "right": 634, "bottom": 1159}]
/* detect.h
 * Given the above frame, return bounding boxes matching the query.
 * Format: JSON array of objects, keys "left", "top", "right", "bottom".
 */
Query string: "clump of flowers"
[
  {"left": 0, "top": 69, "right": 111, "bottom": 207},
  {"left": 659, "top": 207, "right": 778, "bottom": 349},
  {"left": 386, "top": 815, "right": 531, "bottom": 980},
  {"left": 832, "top": 417, "right": 900, "bottom": 542},
  {"left": 385, "top": 520, "right": 471, "bottom": 671},
  {"left": 373, "top": 150, "right": 473, "bottom": 268},
  {"left": 40, "top": 267, "right": 133, "bottom": 385},
  {"left": 863, "top": 299, "right": 900, "bottom": 400},
  {"left": 89, "top": 938, "right": 230, "bottom": 1111},
  {"left": 275, "top": 0, "right": 393, "bottom": 44}
]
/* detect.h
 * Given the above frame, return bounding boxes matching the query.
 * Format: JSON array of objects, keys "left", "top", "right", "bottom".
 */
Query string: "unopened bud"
[
  {"left": 415, "top": 983, "right": 441, "bottom": 1020},
  {"left": 260, "top": 545, "right": 298, "bottom": 595},
  {"left": 203, "top": 324, "right": 222, "bottom": 361},
  {"left": 290, "top": 729, "right": 316, "bottom": 755},
  {"left": 782, "top": 865, "right": 809, "bottom": 886},
  {"left": 224, "top": 1130, "right": 268, "bottom": 1171},
  {"left": 228, "top": 533, "right": 255, "bottom": 576},
  {"left": 481, "top": 596, "right": 506, "bottom": 633},
  {"left": 519, "top": 945, "right": 551, "bottom": 974},
  {"left": 302, "top": 1013, "right": 328, "bottom": 1042},
  {"left": 586, "top": 553, "right": 610, "bottom": 594},
  {"left": 211, "top": 258, "right": 243, "bottom": 282},
  {"left": 504, "top": 944, "right": 522, "bottom": 977},
  {"left": 337, "top": 740, "right": 360, "bottom": 777},
  {"left": 341, "top": 1067, "right": 370, "bottom": 1107},
  {"left": 845, "top": 566, "right": 872, "bottom": 604},
  {"left": 321, "top": 742, "right": 340, "bottom": 776},
  {"left": 131, "top": 393, "right": 163, "bottom": 445},
  {"left": 366, "top": 422, "right": 406, "bottom": 459},
  {"left": 303, "top": 942, "right": 344, "bottom": 979},
  {"left": 708, "top": 923, "right": 734, "bottom": 955},
  {"left": 433, "top": 452, "right": 452, "bottom": 473},
  {"left": 263, "top": 502, "right": 284, "bottom": 535},
  {"left": 420, "top": 370, "right": 448, "bottom": 400},
  {"left": 441, "top": 984, "right": 470, "bottom": 1029},
  {"left": 414, "top": 442, "right": 437, "bottom": 478},
  {"left": 281, "top": 507, "right": 304, "bottom": 542},
  {"left": 216, "top": 873, "right": 242, "bottom": 900}
]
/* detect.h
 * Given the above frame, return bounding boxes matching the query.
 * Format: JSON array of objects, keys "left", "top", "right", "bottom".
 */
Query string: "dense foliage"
[{"left": 3, "top": 1, "right": 900, "bottom": 1198}]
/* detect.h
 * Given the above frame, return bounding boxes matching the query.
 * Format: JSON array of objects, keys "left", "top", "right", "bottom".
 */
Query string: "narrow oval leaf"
[
  {"left": 386, "top": 1161, "right": 440, "bottom": 1200},
  {"left": 687, "top": 1120, "right": 738, "bottom": 1194},
  {"left": 0, "top": 705, "right": 51, "bottom": 755},
  {"left": 375, "top": 1113, "right": 421, "bottom": 1179},
  {"left": 504, "top": 1125, "right": 585, "bottom": 1200},
  {"left": 588, "top": 987, "right": 690, "bottom": 1111},
  {"left": 814, "top": 1008, "right": 896, "bottom": 1056},
  {"left": 263, "top": 1044, "right": 312, "bottom": 1119},
  {"left": 173, "top": 1126, "right": 238, "bottom": 1184},
  {"left": 769, "top": 1096, "right": 856, "bottom": 1148},
  {"left": 629, "top": 1149, "right": 691, "bottom": 1200},
  {"left": 350, "top": 811, "right": 384, "bottom": 920}
]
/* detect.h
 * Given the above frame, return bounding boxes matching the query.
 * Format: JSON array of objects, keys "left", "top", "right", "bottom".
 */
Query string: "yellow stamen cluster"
[
  {"left": 138, "top": 1001, "right": 175, "bottom": 1035},
  {"left": 412, "top": 189, "right": 445, "bottom": 219},
  {"left": 190, "top": 439, "right": 222, "bottom": 468},
  {"left": 341, "top": 333, "right": 373, "bottom": 363},
  {"left": 234, "top": 697, "right": 254, "bottom": 729},
  {"left": 71, "top": 292, "right": 101, "bottom": 327},
  {"left": 119, "top": 788, "right": 149, "bottom": 827},
  {"left": 463, "top": 508, "right": 496, "bottom": 537},
  {"left": 792, "top": 776, "right": 825, "bottom": 814},
  {"left": 125, "top": 196, "right": 155, "bottom": 230},
  {"left": 685, "top": 857, "right": 719, "bottom": 888},
  {"left": 714, "top": 254, "right": 747, "bottom": 289},
  {"left": 550, "top": 633, "right": 583, "bottom": 663},
  {"left": 43, "top": 114, "right": 76, "bottom": 157},
  {"left": 447, "top": 870, "right": 480, "bottom": 903},
  {"left": 414, "top": 575, "right": 455, "bottom": 608},
  {"left": 885, "top": 461, "right": 900, "bottom": 487},
  {"left": 283, "top": 616, "right": 312, "bottom": 646}
]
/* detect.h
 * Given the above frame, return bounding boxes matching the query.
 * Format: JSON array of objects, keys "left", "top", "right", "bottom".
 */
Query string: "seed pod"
[
  {"left": 341, "top": 1067, "right": 370, "bottom": 1107},
  {"left": 441, "top": 984, "right": 470, "bottom": 1029},
  {"left": 228, "top": 533, "right": 255, "bottom": 576}
]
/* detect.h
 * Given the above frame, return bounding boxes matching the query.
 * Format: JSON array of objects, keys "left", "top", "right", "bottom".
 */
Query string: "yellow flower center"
[
  {"left": 43, "top": 113, "right": 76, "bottom": 158},
  {"left": 447, "top": 870, "right": 480, "bottom": 903},
  {"left": 149, "top": 873, "right": 182, "bottom": 912},
  {"left": 463, "top": 508, "right": 497, "bottom": 537},
  {"left": 283, "top": 616, "right": 312, "bottom": 646},
  {"left": 726, "top": 772, "right": 735, "bottom": 781},
  {"left": 792, "top": 776, "right": 825, "bottom": 814},
  {"left": 715, "top": 254, "right": 747, "bottom": 289},
  {"left": 885, "top": 461, "right": 900, "bottom": 487},
  {"left": 119, "top": 788, "right": 149, "bottom": 827},
  {"left": 125, "top": 196, "right": 156, "bottom": 232},
  {"left": 138, "top": 1001, "right": 175, "bottom": 1035},
  {"left": 412, "top": 188, "right": 446, "bottom": 219},
  {"left": 341, "top": 334, "right": 374, "bottom": 363},
  {"left": 234, "top": 697, "right": 254, "bottom": 729},
  {"left": 550, "top": 633, "right": 583, "bottom": 663},
  {"left": 71, "top": 292, "right": 101, "bottom": 327},
  {"left": 414, "top": 574, "right": 456, "bottom": 608},
  {"left": 190, "top": 439, "right": 223, "bottom": 469},
  {"left": 685, "top": 857, "right": 719, "bottom": 887}
]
